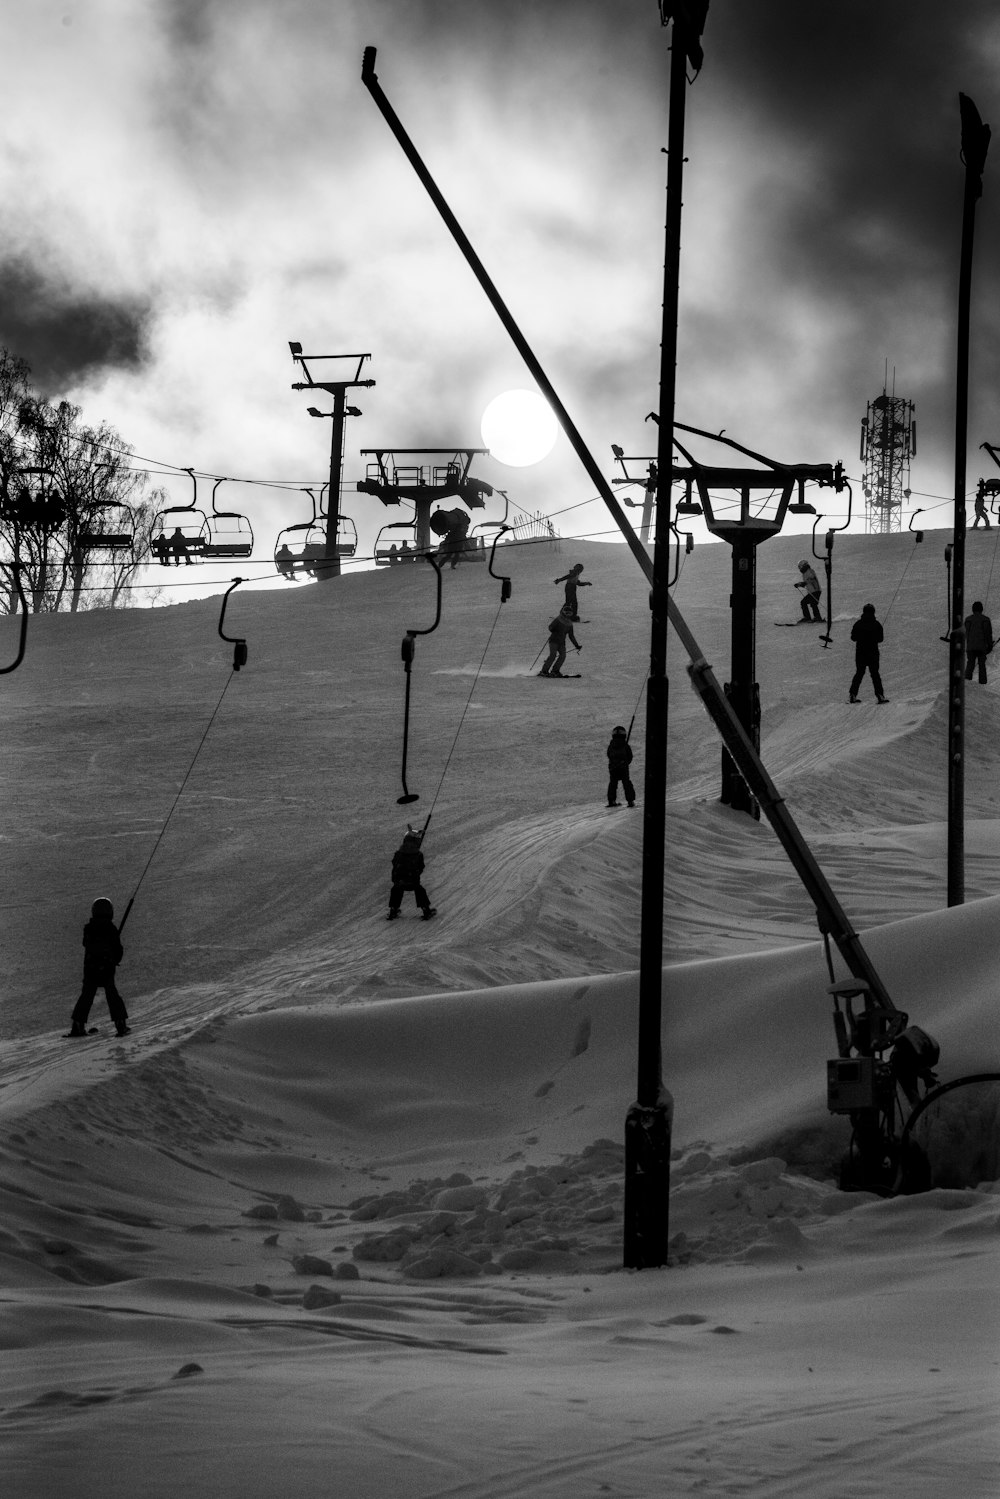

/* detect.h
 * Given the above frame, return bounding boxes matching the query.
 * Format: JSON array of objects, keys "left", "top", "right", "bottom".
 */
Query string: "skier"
[
  {"left": 848, "top": 603, "right": 889, "bottom": 704},
  {"left": 555, "top": 563, "right": 591, "bottom": 620},
  {"left": 606, "top": 725, "right": 636, "bottom": 808},
  {"left": 964, "top": 599, "right": 994, "bottom": 684},
  {"left": 794, "top": 560, "right": 823, "bottom": 622},
  {"left": 538, "top": 605, "right": 581, "bottom": 677},
  {"left": 387, "top": 830, "right": 436, "bottom": 920},
  {"left": 68, "top": 897, "right": 130, "bottom": 1037}
]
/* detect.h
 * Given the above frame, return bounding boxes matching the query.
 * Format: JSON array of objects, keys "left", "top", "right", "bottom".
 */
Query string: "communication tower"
[{"left": 860, "top": 386, "right": 916, "bottom": 534}]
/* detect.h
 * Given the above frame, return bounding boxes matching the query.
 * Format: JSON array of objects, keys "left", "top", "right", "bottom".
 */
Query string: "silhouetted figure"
[
  {"left": 151, "top": 534, "right": 171, "bottom": 567},
  {"left": 964, "top": 599, "right": 994, "bottom": 683},
  {"left": 430, "top": 508, "right": 471, "bottom": 568},
  {"left": 387, "top": 831, "right": 436, "bottom": 920},
  {"left": 849, "top": 603, "right": 888, "bottom": 704},
  {"left": 973, "top": 483, "right": 991, "bottom": 528},
  {"left": 607, "top": 725, "right": 636, "bottom": 807},
  {"left": 555, "top": 563, "right": 591, "bottom": 620},
  {"left": 169, "top": 527, "right": 193, "bottom": 566},
  {"left": 538, "top": 605, "right": 581, "bottom": 677},
  {"left": 68, "top": 898, "right": 130, "bottom": 1037},
  {"left": 275, "top": 543, "right": 295, "bottom": 580},
  {"left": 795, "top": 559, "right": 823, "bottom": 622}
]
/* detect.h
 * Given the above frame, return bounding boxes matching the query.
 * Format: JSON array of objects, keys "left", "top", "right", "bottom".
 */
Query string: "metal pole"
[
  {"left": 622, "top": 19, "right": 690, "bottom": 1271},
  {"left": 948, "top": 94, "right": 991, "bottom": 906},
  {"left": 322, "top": 387, "right": 346, "bottom": 580}
]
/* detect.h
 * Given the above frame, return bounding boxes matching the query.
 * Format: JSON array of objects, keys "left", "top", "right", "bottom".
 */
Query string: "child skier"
[
  {"left": 538, "top": 605, "right": 581, "bottom": 677},
  {"left": 387, "top": 830, "right": 436, "bottom": 920},
  {"left": 794, "top": 560, "right": 823, "bottom": 622},
  {"left": 606, "top": 725, "right": 636, "bottom": 808},
  {"left": 68, "top": 897, "right": 130, "bottom": 1037},
  {"left": 555, "top": 563, "right": 591, "bottom": 620}
]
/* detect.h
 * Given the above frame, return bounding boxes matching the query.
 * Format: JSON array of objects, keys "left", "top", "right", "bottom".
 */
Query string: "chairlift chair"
[
  {"left": 202, "top": 479, "right": 254, "bottom": 559},
  {"left": 151, "top": 470, "right": 211, "bottom": 566},
  {"left": 374, "top": 520, "right": 421, "bottom": 566},
  {"left": 274, "top": 521, "right": 328, "bottom": 579},
  {"left": 78, "top": 503, "right": 137, "bottom": 554}
]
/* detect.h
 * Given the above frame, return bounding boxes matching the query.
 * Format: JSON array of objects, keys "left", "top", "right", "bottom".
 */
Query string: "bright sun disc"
[{"left": 481, "top": 389, "right": 559, "bottom": 467}]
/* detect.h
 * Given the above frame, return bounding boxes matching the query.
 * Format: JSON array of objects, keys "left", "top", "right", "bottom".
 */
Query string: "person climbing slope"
[
  {"left": 794, "top": 560, "right": 823, "bottom": 622},
  {"left": 849, "top": 603, "right": 889, "bottom": 704},
  {"left": 387, "top": 830, "right": 436, "bottom": 920},
  {"left": 964, "top": 599, "right": 994, "bottom": 684},
  {"left": 68, "top": 897, "right": 130, "bottom": 1037},
  {"left": 538, "top": 605, "right": 581, "bottom": 677},
  {"left": 606, "top": 725, "right": 636, "bottom": 808}
]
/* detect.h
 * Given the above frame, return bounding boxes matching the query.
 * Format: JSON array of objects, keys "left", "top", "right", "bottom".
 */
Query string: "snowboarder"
[
  {"left": 964, "top": 599, "right": 994, "bottom": 683},
  {"left": 794, "top": 560, "right": 823, "bottom": 622},
  {"left": 68, "top": 897, "right": 130, "bottom": 1037},
  {"left": 555, "top": 563, "right": 591, "bottom": 620},
  {"left": 387, "top": 830, "right": 436, "bottom": 920},
  {"left": 848, "top": 603, "right": 888, "bottom": 704},
  {"left": 538, "top": 605, "right": 581, "bottom": 677},
  {"left": 607, "top": 725, "right": 636, "bottom": 807}
]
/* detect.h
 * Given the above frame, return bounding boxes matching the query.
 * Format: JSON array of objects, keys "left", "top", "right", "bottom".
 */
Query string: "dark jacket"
[
  {"left": 548, "top": 616, "right": 580, "bottom": 648},
  {"left": 965, "top": 610, "right": 994, "bottom": 654},
  {"left": 850, "top": 614, "right": 883, "bottom": 656},
  {"left": 607, "top": 737, "right": 633, "bottom": 770},
  {"left": 82, "top": 916, "right": 123, "bottom": 977},
  {"left": 391, "top": 842, "right": 425, "bottom": 890}
]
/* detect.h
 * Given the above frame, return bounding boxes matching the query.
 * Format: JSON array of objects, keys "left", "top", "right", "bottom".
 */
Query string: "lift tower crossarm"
[{"left": 359, "top": 46, "right": 899, "bottom": 1016}]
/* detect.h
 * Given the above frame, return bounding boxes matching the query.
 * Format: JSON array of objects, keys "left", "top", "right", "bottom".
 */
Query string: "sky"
[{"left": 3, "top": 0, "right": 1000, "bottom": 597}]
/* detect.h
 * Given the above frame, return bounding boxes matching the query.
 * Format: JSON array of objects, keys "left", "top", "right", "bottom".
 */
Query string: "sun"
[{"left": 480, "top": 388, "right": 559, "bottom": 467}]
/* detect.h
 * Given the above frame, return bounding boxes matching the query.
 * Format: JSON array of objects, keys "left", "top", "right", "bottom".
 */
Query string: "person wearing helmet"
[
  {"left": 849, "top": 603, "right": 889, "bottom": 704},
  {"left": 554, "top": 562, "right": 591, "bottom": 621},
  {"left": 606, "top": 725, "right": 636, "bottom": 808},
  {"left": 387, "top": 830, "right": 436, "bottom": 920},
  {"left": 67, "top": 897, "right": 130, "bottom": 1037},
  {"left": 538, "top": 604, "right": 581, "bottom": 677},
  {"left": 794, "top": 559, "right": 823, "bottom": 622}
]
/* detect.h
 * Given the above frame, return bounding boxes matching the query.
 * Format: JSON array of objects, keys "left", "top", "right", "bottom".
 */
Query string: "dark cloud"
[{"left": 0, "top": 256, "right": 152, "bottom": 393}]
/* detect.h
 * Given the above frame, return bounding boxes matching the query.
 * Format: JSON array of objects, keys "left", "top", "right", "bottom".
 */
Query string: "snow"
[{"left": 1, "top": 532, "right": 999, "bottom": 1496}]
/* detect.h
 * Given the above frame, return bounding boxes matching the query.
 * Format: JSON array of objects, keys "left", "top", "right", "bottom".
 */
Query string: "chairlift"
[
  {"left": 78, "top": 503, "right": 137, "bottom": 554},
  {"left": 274, "top": 492, "right": 357, "bottom": 579},
  {"left": 374, "top": 520, "right": 422, "bottom": 566},
  {"left": 202, "top": 479, "right": 254, "bottom": 559},
  {"left": 150, "top": 469, "right": 211, "bottom": 566}
]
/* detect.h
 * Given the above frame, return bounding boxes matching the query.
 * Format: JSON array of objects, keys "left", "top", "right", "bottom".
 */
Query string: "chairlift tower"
[
  {"left": 860, "top": 388, "right": 916, "bottom": 534},
  {"left": 357, "top": 449, "right": 493, "bottom": 552},
  {"left": 289, "top": 345, "right": 374, "bottom": 578}
]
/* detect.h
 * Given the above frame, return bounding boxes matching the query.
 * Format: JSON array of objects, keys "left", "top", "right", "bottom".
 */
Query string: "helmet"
[
  {"left": 91, "top": 897, "right": 114, "bottom": 920},
  {"left": 560, "top": 604, "right": 574, "bottom": 617},
  {"left": 798, "top": 560, "right": 809, "bottom": 571},
  {"left": 612, "top": 725, "right": 627, "bottom": 736},
  {"left": 570, "top": 563, "right": 584, "bottom": 574}
]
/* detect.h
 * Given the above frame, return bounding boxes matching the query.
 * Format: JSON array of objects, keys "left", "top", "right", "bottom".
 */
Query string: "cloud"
[{"left": 0, "top": 255, "right": 152, "bottom": 392}]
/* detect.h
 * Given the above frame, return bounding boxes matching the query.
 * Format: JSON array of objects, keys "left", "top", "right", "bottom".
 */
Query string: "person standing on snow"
[
  {"left": 538, "top": 605, "right": 581, "bottom": 677},
  {"left": 555, "top": 563, "right": 591, "bottom": 621},
  {"left": 606, "top": 726, "right": 636, "bottom": 808},
  {"left": 387, "top": 831, "right": 436, "bottom": 920},
  {"left": 849, "top": 603, "right": 889, "bottom": 704},
  {"left": 794, "top": 559, "right": 823, "bottom": 622},
  {"left": 964, "top": 599, "right": 994, "bottom": 684},
  {"left": 68, "top": 898, "right": 130, "bottom": 1037}
]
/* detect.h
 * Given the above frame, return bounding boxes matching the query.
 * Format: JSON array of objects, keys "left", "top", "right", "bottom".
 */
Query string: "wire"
[
  {"left": 119, "top": 668, "right": 238, "bottom": 927},
  {"left": 420, "top": 594, "right": 507, "bottom": 831}
]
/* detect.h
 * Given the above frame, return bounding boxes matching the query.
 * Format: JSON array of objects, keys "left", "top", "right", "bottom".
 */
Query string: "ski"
[{"left": 535, "top": 673, "right": 582, "bottom": 679}]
